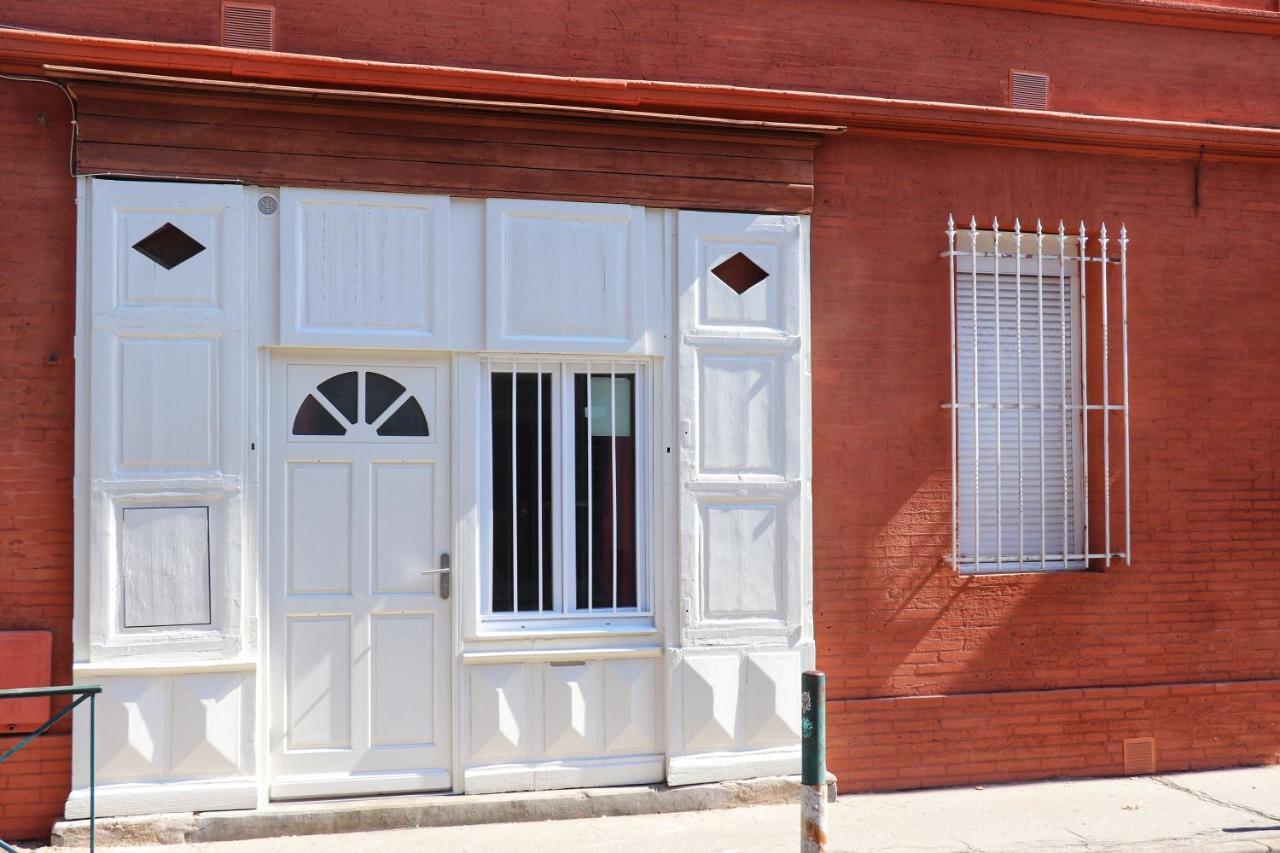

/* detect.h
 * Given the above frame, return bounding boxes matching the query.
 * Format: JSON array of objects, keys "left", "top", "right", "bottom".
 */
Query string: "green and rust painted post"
[{"left": 801, "top": 670, "right": 827, "bottom": 853}]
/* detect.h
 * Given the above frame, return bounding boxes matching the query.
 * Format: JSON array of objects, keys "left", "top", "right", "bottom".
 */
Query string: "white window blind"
[
  {"left": 956, "top": 269, "right": 1082, "bottom": 569},
  {"left": 947, "top": 217, "right": 1131, "bottom": 573}
]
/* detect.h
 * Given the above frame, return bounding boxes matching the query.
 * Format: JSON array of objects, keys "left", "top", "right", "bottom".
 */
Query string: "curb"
[{"left": 50, "top": 774, "right": 838, "bottom": 847}]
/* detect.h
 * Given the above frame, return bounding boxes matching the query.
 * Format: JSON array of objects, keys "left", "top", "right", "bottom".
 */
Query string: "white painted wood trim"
[
  {"left": 666, "top": 745, "right": 800, "bottom": 787},
  {"left": 463, "top": 754, "right": 664, "bottom": 794},
  {"left": 461, "top": 646, "right": 661, "bottom": 665},
  {"left": 270, "top": 770, "right": 451, "bottom": 801},
  {"left": 73, "top": 658, "right": 257, "bottom": 677},
  {"left": 65, "top": 778, "right": 257, "bottom": 819}
]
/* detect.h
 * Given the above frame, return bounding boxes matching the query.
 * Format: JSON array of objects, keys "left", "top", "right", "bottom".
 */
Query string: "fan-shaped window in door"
[{"left": 292, "top": 370, "right": 430, "bottom": 438}]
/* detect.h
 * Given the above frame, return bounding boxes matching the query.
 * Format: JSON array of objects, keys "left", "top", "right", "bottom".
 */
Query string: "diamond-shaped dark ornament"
[
  {"left": 132, "top": 223, "right": 206, "bottom": 270},
  {"left": 711, "top": 251, "right": 768, "bottom": 295}
]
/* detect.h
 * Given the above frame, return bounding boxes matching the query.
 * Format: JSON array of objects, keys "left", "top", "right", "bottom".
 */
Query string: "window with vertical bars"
[
  {"left": 946, "top": 217, "right": 1132, "bottom": 573},
  {"left": 484, "top": 358, "right": 648, "bottom": 620}
]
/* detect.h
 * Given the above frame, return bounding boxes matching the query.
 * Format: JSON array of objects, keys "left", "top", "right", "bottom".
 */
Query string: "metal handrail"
[{"left": 0, "top": 685, "right": 101, "bottom": 852}]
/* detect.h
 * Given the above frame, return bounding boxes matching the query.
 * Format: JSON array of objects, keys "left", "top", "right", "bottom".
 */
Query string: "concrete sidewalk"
[{"left": 47, "top": 765, "right": 1280, "bottom": 852}]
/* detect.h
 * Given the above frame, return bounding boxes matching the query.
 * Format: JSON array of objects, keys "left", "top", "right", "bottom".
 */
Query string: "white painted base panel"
[
  {"left": 464, "top": 754, "right": 664, "bottom": 794},
  {"left": 64, "top": 777, "right": 257, "bottom": 819},
  {"left": 667, "top": 746, "right": 800, "bottom": 787},
  {"left": 270, "top": 769, "right": 451, "bottom": 801}
]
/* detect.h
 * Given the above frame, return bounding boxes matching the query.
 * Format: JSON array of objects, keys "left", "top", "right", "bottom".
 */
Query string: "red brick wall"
[
  {"left": 811, "top": 134, "right": 1280, "bottom": 788},
  {"left": 0, "top": 735, "right": 71, "bottom": 841},
  {"left": 0, "top": 82, "right": 77, "bottom": 839},
  {"left": 830, "top": 681, "right": 1280, "bottom": 791},
  {"left": 5, "top": 0, "right": 1280, "bottom": 126}
]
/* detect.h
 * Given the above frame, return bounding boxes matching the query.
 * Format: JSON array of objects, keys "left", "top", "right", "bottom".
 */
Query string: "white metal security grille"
[{"left": 946, "top": 216, "right": 1130, "bottom": 572}]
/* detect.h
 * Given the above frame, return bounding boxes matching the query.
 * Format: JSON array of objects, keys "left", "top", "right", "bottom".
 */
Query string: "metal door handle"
[
  {"left": 421, "top": 553, "right": 451, "bottom": 574},
  {"left": 423, "top": 553, "right": 451, "bottom": 599}
]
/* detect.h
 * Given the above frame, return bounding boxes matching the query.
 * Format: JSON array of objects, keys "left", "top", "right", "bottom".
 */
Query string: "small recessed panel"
[
  {"left": 373, "top": 462, "right": 435, "bottom": 593},
  {"left": 371, "top": 614, "right": 435, "bottom": 746},
  {"left": 288, "top": 462, "right": 352, "bottom": 594},
  {"left": 711, "top": 251, "right": 768, "bottom": 295},
  {"left": 132, "top": 223, "right": 207, "bottom": 271},
  {"left": 700, "top": 501, "right": 783, "bottom": 619},
  {"left": 698, "top": 354, "right": 783, "bottom": 476},
  {"left": 120, "top": 338, "right": 217, "bottom": 469},
  {"left": 121, "top": 506, "right": 212, "bottom": 628},
  {"left": 286, "top": 616, "right": 352, "bottom": 750}
]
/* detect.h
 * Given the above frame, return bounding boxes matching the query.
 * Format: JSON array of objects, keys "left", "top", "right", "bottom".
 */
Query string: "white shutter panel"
[
  {"left": 85, "top": 179, "right": 247, "bottom": 657},
  {"left": 667, "top": 211, "right": 810, "bottom": 785},
  {"left": 955, "top": 269, "right": 1083, "bottom": 569}
]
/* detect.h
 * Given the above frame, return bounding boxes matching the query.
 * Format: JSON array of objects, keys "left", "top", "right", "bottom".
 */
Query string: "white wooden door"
[{"left": 269, "top": 354, "right": 452, "bottom": 800}]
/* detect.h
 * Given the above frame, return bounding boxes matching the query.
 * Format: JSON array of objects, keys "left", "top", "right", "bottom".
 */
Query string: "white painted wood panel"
[
  {"left": 677, "top": 211, "right": 805, "bottom": 642},
  {"left": 485, "top": 199, "right": 648, "bottom": 354},
  {"left": 280, "top": 188, "right": 449, "bottom": 348},
  {"left": 118, "top": 338, "right": 217, "bottom": 470},
  {"left": 370, "top": 614, "right": 436, "bottom": 747},
  {"left": 698, "top": 501, "right": 784, "bottom": 619},
  {"left": 169, "top": 673, "right": 242, "bottom": 775},
  {"left": 743, "top": 651, "right": 801, "bottom": 746},
  {"left": 680, "top": 654, "right": 739, "bottom": 751},
  {"left": 85, "top": 179, "right": 247, "bottom": 661},
  {"left": 285, "top": 616, "right": 352, "bottom": 750},
  {"left": 602, "top": 659, "right": 658, "bottom": 754},
  {"left": 69, "top": 669, "right": 255, "bottom": 817},
  {"left": 671, "top": 210, "right": 811, "bottom": 779},
  {"left": 696, "top": 352, "right": 785, "bottom": 477},
  {"left": 462, "top": 654, "right": 661, "bottom": 793},
  {"left": 121, "top": 506, "right": 211, "bottom": 628},
  {"left": 287, "top": 463, "right": 352, "bottom": 595},
  {"left": 372, "top": 464, "right": 436, "bottom": 594},
  {"left": 97, "top": 677, "right": 168, "bottom": 781},
  {"left": 542, "top": 663, "right": 599, "bottom": 758}
]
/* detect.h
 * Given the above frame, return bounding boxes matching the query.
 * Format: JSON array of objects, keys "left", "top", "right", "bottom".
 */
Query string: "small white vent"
[
  {"left": 222, "top": 2, "right": 275, "bottom": 50},
  {"left": 1010, "top": 70, "right": 1050, "bottom": 110},
  {"left": 1123, "top": 737, "right": 1157, "bottom": 775}
]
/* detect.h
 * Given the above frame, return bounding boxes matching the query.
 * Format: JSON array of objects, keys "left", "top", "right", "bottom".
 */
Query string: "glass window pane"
[
  {"left": 490, "top": 371, "right": 554, "bottom": 613},
  {"left": 574, "top": 372, "right": 637, "bottom": 610}
]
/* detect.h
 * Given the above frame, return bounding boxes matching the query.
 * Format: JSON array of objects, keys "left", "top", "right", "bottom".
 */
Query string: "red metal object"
[{"left": 0, "top": 632, "right": 52, "bottom": 733}]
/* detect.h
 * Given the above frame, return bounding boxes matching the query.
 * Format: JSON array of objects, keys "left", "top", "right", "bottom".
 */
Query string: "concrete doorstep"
[{"left": 50, "top": 774, "right": 838, "bottom": 848}]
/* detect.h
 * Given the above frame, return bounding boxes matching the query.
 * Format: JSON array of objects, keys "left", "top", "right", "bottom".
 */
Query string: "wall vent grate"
[
  {"left": 1123, "top": 736, "right": 1157, "bottom": 775},
  {"left": 1010, "top": 70, "right": 1050, "bottom": 110},
  {"left": 222, "top": 2, "right": 275, "bottom": 50}
]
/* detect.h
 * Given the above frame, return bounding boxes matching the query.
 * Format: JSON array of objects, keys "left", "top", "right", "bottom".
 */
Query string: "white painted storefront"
[{"left": 68, "top": 178, "right": 812, "bottom": 817}]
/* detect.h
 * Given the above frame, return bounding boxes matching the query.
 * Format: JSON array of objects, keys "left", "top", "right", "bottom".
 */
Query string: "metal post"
[
  {"left": 90, "top": 692, "right": 95, "bottom": 853},
  {"left": 801, "top": 670, "right": 827, "bottom": 853}
]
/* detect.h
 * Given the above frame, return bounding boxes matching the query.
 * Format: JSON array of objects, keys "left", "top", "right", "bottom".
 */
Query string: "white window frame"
[
  {"left": 477, "top": 355, "right": 655, "bottom": 632},
  {"left": 954, "top": 253, "right": 1086, "bottom": 574}
]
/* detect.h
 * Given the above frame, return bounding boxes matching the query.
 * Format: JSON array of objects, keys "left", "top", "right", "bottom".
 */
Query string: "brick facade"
[
  {"left": 0, "top": 83, "right": 77, "bottom": 840},
  {"left": 2, "top": 0, "right": 1280, "bottom": 839}
]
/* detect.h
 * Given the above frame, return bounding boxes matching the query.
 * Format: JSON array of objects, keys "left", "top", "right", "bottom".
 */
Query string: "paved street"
[{"left": 47, "top": 766, "right": 1280, "bottom": 852}]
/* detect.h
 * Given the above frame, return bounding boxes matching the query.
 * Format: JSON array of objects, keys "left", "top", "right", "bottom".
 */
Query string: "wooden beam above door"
[{"left": 52, "top": 66, "right": 838, "bottom": 214}]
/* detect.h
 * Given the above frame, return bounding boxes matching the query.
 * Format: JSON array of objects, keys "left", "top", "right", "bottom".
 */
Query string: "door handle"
[{"left": 422, "top": 553, "right": 451, "bottom": 599}]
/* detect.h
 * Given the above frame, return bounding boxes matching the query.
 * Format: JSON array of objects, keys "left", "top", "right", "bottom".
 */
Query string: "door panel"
[{"left": 270, "top": 355, "right": 452, "bottom": 799}]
